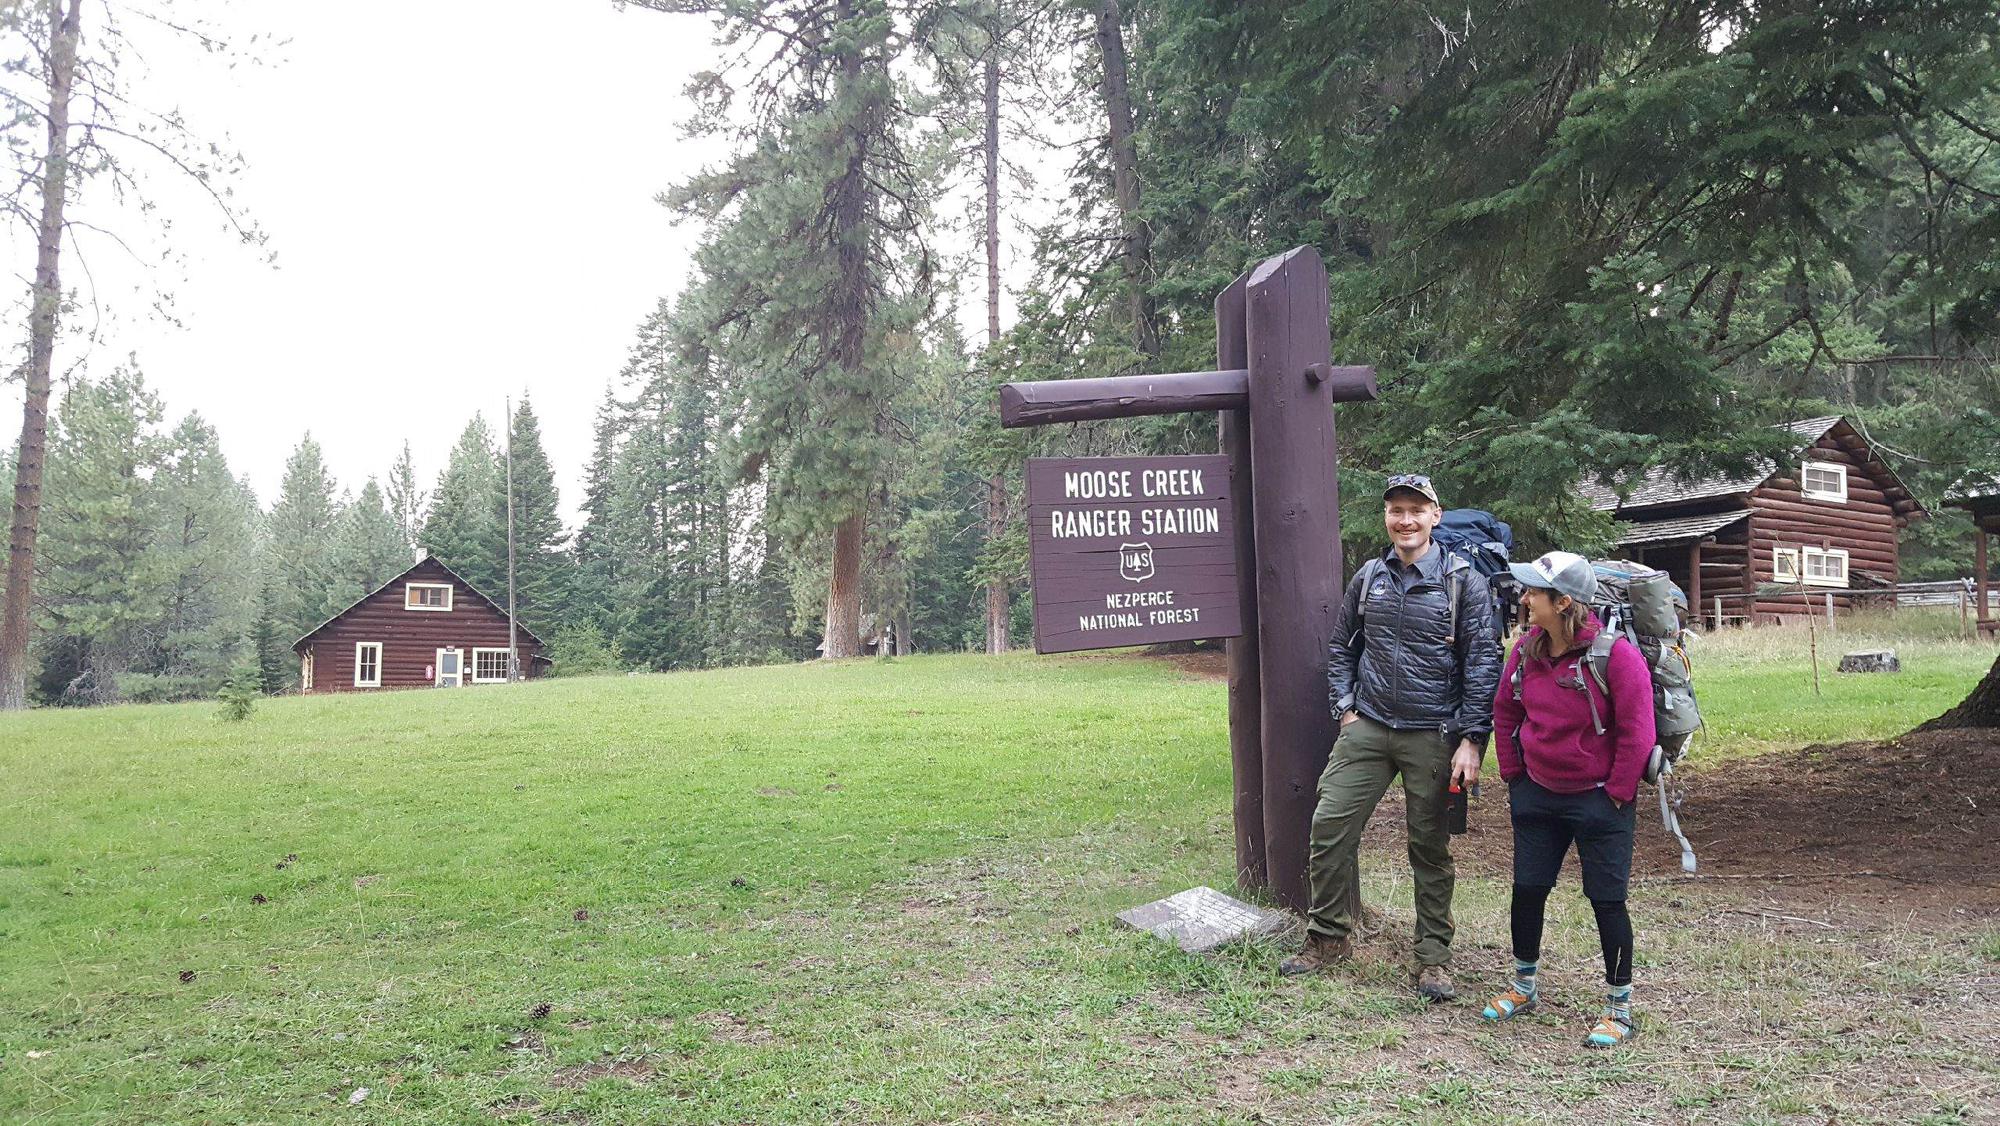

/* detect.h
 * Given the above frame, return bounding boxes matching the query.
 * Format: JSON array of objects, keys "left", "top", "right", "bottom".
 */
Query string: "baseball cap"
[
  {"left": 1382, "top": 473, "right": 1440, "bottom": 506},
  {"left": 1508, "top": 550, "right": 1598, "bottom": 604}
]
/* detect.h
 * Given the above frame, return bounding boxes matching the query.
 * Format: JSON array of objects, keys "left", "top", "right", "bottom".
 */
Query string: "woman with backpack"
[{"left": 1484, "top": 551, "right": 1656, "bottom": 1047}]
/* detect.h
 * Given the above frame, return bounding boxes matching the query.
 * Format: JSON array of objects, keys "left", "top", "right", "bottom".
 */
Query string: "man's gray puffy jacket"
[{"left": 1326, "top": 545, "right": 1501, "bottom": 745}]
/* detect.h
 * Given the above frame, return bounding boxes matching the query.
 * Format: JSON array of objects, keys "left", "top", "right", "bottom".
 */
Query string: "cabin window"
[
  {"left": 1801, "top": 459, "right": 1847, "bottom": 502},
  {"left": 354, "top": 642, "right": 383, "bottom": 687},
  {"left": 471, "top": 647, "right": 512, "bottom": 684},
  {"left": 1802, "top": 547, "right": 1849, "bottom": 587},
  {"left": 405, "top": 582, "right": 453, "bottom": 611},
  {"left": 1772, "top": 548, "right": 1800, "bottom": 583}
]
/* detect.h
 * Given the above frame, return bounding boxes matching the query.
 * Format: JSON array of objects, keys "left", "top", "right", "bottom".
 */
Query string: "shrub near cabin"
[{"left": 1025, "top": 455, "right": 1242, "bottom": 654}]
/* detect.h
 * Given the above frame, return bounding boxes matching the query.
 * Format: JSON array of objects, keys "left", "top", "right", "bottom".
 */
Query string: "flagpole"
[{"left": 506, "top": 395, "right": 519, "bottom": 682}]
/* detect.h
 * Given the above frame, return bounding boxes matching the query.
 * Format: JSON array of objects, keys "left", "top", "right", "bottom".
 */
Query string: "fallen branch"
[{"left": 1723, "top": 909, "right": 1836, "bottom": 930}]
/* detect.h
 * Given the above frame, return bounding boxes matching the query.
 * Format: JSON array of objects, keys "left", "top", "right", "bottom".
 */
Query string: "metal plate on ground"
[{"left": 1114, "top": 886, "right": 1287, "bottom": 954}]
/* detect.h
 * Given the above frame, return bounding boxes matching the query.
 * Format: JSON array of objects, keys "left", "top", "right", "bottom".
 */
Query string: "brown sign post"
[{"left": 1001, "top": 246, "right": 1377, "bottom": 914}]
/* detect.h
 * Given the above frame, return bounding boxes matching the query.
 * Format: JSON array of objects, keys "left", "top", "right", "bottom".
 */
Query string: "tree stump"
[{"left": 1837, "top": 649, "right": 1900, "bottom": 674}]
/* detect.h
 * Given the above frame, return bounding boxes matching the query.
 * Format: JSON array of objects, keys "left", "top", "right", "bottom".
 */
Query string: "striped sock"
[
  {"left": 1513, "top": 959, "right": 1539, "bottom": 997},
  {"left": 1606, "top": 983, "right": 1632, "bottom": 1025}
]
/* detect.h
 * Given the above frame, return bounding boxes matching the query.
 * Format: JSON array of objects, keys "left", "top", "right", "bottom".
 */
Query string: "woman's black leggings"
[{"left": 1511, "top": 885, "right": 1634, "bottom": 986}]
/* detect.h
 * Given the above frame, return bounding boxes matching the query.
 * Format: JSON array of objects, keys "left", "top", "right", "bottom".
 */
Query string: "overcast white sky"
[{"left": 0, "top": 1, "right": 774, "bottom": 521}]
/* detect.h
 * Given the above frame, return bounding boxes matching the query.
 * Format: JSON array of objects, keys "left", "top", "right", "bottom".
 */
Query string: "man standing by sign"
[{"left": 1280, "top": 474, "right": 1500, "bottom": 1001}]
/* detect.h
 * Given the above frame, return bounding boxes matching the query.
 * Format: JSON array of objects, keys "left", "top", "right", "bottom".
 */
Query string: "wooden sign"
[{"left": 1026, "top": 454, "right": 1241, "bottom": 654}]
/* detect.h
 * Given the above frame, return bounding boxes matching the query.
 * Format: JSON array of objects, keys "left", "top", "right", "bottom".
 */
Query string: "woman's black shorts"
[{"left": 1508, "top": 776, "right": 1636, "bottom": 901}]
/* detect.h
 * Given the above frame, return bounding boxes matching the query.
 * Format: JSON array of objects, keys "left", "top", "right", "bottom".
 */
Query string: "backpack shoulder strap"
[
  {"left": 1585, "top": 630, "right": 1617, "bottom": 697},
  {"left": 1353, "top": 557, "right": 1385, "bottom": 626},
  {"left": 1445, "top": 553, "right": 1465, "bottom": 648}
]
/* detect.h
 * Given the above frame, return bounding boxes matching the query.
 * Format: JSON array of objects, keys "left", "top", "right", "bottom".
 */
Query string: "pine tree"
[
  {"left": 641, "top": 0, "right": 937, "bottom": 658},
  {"left": 260, "top": 435, "right": 341, "bottom": 685},
  {"left": 129, "top": 413, "right": 258, "bottom": 701},
  {"left": 570, "top": 383, "right": 626, "bottom": 642},
  {"left": 385, "top": 441, "right": 425, "bottom": 562},
  {"left": 30, "top": 369, "right": 170, "bottom": 704},
  {"left": 494, "top": 398, "right": 569, "bottom": 639},
  {"left": 324, "top": 480, "right": 412, "bottom": 614},
  {"left": 420, "top": 416, "right": 504, "bottom": 596}
]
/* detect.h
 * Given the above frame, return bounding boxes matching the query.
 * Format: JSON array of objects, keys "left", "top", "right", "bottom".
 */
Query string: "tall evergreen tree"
[
  {"left": 641, "top": 0, "right": 938, "bottom": 658},
  {"left": 420, "top": 416, "right": 504, "bottom": 595},
  {"left": 129, "top": 414, "right": 258, "bottom": 701},
  {"left": 570, "top": 383, "right": 627, "bottom": 640},
  {"left": 31, "top": 369, "right": 169, "bottom": 704},
  {"left": 324, "top": 480, "right": 412, "bottom": 613},
  {"left": 260, "top": 435, "right": 341, "bottom": 684},
  {"left": 385, "top": 440, "right": 425, "bottom": 562},
  {"left": 494, "top": 398, "right": 569, "bottom": 638}
]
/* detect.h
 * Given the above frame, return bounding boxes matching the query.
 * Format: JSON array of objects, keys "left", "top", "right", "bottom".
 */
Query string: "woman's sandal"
[
  {"left": 1585, "top": 1014, "right": 1635, "bottom": 1047},
  {"left": 1481, "top": 988, "right": 1536, "bottom": 1022}
]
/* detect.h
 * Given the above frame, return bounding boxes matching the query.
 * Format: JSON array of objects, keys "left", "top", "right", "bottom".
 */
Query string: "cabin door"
[{"left": 436, "top": 647, "right": 463, "bottom": 688}]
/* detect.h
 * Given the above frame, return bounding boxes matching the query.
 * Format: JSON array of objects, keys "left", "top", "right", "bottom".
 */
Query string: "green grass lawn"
[{"left": 2, "top": 636, "right": 1994, "bottom": 1124}]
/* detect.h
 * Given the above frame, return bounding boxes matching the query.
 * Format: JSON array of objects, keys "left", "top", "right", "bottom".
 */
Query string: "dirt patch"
[
  {"left": 546, "top": 1058, "right": 653, "bottom": 1089},
  {"left": 1658, "top": 727, "right": 2000, "bottom": 911},
  {"left": 486, "top": 1094, "right": 541, "bottom": 1118},
  {"left": 1145, "top": 644, "right": 1228, "bottom": 680},
  {"left": 1360, "top": 728, "right": 2000, "bottom": 916},
  {"left": 696, "top": 1010, "right": 775, "bottom": 1045}
]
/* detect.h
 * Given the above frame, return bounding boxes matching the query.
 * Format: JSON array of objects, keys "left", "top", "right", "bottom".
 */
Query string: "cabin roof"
[
  {"left": 292, "top": 555, "right": 546, "bottom": 652},
  {"left": 1578, "top": 416, "right": 1920, "bottom": 517},
  {"left": 1610, "top": 510, "right": 1750, "bottom": 549}
]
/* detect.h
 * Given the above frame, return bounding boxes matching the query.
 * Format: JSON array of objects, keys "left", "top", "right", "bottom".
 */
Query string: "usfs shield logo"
[{"left": 1118, "top": 542, "right": 1155, "bottom": 583}]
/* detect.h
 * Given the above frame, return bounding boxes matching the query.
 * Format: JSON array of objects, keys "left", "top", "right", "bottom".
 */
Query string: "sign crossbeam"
[{"left": 998, "top": 246, "right": 1378, "bottom": 915}]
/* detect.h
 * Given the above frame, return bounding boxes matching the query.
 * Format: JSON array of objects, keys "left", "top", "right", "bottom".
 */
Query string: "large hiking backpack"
[
  {"left": 1508, "top": 560, "right": 1702, "bottom": 872},
  {"left": 1433, "top": 510, "right": 1517, "bottom": 630}
]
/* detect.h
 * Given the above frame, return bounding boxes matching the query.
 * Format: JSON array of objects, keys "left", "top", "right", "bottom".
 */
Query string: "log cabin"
[
  {"left": 292, "top": 555, "right": 549, "bottom": 692},
  {"left": 1578, "top": 417, "right": 1924, "bottom": 625}
]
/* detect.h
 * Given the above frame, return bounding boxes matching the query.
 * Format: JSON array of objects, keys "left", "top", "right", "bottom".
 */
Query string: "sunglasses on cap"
[{"left": 1385, "top": 473, "right": 1433, "bottom": 491}]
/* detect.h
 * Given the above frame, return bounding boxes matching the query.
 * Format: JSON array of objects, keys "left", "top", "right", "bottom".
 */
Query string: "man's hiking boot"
[
  {"left": 1278, "top": 935, "right": 1351, "bottom": 976},
  {"left": 1412, "top": 963, "right": 1457, "bottom": 1002}
]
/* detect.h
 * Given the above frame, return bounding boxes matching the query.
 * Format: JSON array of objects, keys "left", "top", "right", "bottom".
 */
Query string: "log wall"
[
  {"left": 296, "top": 558, "right": 545, "bottom": 693},
  {"left": 1746, "top": 432, "right": 1901, "bottom": 621}
]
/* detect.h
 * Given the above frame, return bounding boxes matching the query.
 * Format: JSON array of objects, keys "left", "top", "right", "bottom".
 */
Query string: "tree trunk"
[
  {"left": 982, "top": 48, "right": 1011, "bottom": 655},
  {"left": 822, "top": 511, "right": 865, "bottom": 658},
  {"left": 0, "top": 0, "right": 83, "bottom": 711},
  {"left": 816, "top": 0, "right": 877, "bottom": 662},
  {"left": 1093, "top": 0, "right": 1159, "bottom": 363},
  {"left": 1915, "top": 652, "right": 2000, "bottom": 731}
]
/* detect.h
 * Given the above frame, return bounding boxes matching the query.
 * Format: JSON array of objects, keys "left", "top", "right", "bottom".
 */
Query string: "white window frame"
[
  {"left": 470, "top": 647, "right": 512, "bottom": 684},
  {"left": 354, "top": 642, "right": 383, "bottom": 688},
  {"left": 1800, "top": 459, "right": 1848, "bottom": 503},
  {"left": 1772, "top": 547, "right": 1801, "bottom": 583},
  {"left": 404, "top": 582, "right": 454, "bottom": 612},
  {"left": 1801, "top": 546, "right": 1849, "bottom": 588}
]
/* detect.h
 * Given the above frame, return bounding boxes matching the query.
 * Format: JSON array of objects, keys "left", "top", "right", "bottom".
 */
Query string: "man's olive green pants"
[{"left": 1305, "top": 716, "right": 1456, "bottom": 967}]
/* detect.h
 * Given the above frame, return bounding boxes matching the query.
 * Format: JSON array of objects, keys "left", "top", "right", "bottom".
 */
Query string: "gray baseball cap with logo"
[{"left": 1508, "top": 550, "right": 1599, "bottom": 604}]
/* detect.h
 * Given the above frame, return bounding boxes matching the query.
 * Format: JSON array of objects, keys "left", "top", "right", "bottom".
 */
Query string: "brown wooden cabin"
[
  {"left": 1946, "top": 483, "right": 1999, "bottom": 637},
  {"left": 292, "top": 556, "right": 550, "bottom": 693},
  {"left": 1579, "top": 417, "right": 1924, "bottom": 625}
]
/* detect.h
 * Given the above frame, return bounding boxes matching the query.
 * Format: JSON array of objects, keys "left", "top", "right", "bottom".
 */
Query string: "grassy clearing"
[
  {"left": 1687, "top": 609, "right": 1994, "bottom": 759},
  {"left": 1, "top": 641, "right": 1995, "bottom": 1123}
]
